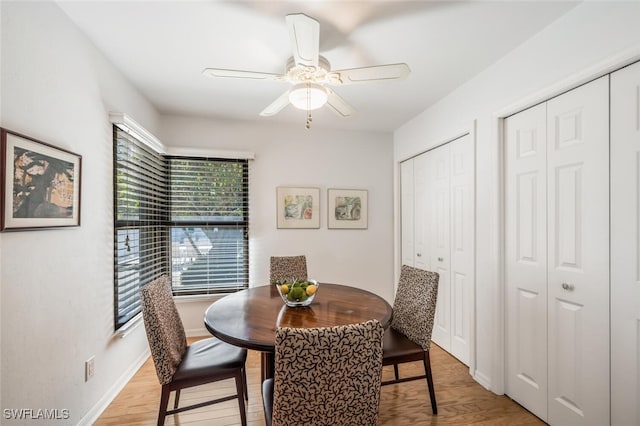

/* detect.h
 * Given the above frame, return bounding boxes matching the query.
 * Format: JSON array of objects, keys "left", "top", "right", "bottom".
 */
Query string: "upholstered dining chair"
[
  {"left": 382, "top": 264, "right": 440, "bottom": 414},
  {"left": 262, "top": 320, "right": 385, "bottom": 426},
  {"left": 269, "top": 255, "right": 308, "bottom": 283},
  {"left": 140, "top": 275, "right": 248, "bottom": 426}
]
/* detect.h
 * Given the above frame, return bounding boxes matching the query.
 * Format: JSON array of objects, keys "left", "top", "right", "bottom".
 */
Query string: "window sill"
[
  {"left": 114, "top": 294, "right": 237, "bottom": 338},
  {"left": 115, "top": 312, "right": 143, "bottom": 339},
  {"left": 173, "top": 293, "right": 227, "bottom": 304}
]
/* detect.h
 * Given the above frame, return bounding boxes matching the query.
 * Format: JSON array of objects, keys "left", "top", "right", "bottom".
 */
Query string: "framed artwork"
[
  {"left": 1, "top": 128, "right": 82, "bottom": 231},
  {"left": 276, "top": 187, "right": 320, "bottom": 229},
  {"left": 328, "top": 188, "right": 368, "bottom": 229}
]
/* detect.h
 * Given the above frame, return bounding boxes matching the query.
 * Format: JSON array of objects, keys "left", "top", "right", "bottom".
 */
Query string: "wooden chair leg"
[
  {"left": 242, "top": 366, "right": 249, "bottom": 401},
  {"left": 235, "top": 370, "right": 248, "bottom": 426},
  {"left": 173, "top": 389, "right": 181, "bottom": 409},
  {"left": 158, "top": 385, "right": 171, "bottom": 426},
  {"left": 393, "top": 364, "right": 400, "bottom": 381},
  {"left": 423, "top": 351, "right": 437, "bottom": 415}
]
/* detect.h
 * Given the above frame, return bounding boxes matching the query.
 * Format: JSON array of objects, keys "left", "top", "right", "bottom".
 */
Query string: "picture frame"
[
  {"left": 276, "top": 186, "right": 320, "bottom": 229},
  {"left": 1, "top": 128, "right": 82, "bottom": 231},
  {"left": 327, "top": 188, "right": 368, "bottom": 229}
]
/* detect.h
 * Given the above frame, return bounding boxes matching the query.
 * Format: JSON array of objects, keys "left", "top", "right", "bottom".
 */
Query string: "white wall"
[
  {"left": 0, "top": 1, "right": 160, "bottom": 423},
  {"left": 0, "top": 2, "right": 395, "bottom": 423},
  {"left": 10, "top": 0, "right": 633, "bottom": 420},
  {"left": 394, "top": 1, "right": 640, "bottom": 392},
  {"left": 159, "top": 115, "right": 395, "bottom": 335}
]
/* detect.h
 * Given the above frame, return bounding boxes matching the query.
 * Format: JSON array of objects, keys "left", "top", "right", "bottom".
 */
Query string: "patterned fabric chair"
[
  {"left": 382, "top": 265, "right": 440, "bottom": 414},
  {"left": 140, "top": 275, "right": 248, "bottom": 426},
  {"left": 269, "top": 255, "right": 308, "bottom": 283},
  {"left": 262, "top": 320, "right": 385, "bottom": 426}
]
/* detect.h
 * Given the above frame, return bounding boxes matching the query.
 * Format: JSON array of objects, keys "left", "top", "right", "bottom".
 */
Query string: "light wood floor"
[{"left": 96, "top": 339, "right": 544, "bottom": 425}]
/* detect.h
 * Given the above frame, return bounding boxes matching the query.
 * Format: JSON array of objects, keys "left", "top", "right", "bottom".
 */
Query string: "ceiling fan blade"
[
  {"left": 202, "top": 68, "right": 282, "bottom": 81},
  {"left": 285, "top": 13, "right": 319, "bottom": 68},
  {"left": 326, "top": 88, "right": 355, "bottom": 118},
  {"left": 328, "top": 63, "right": 410, "bottom": 85},
  {"left": 260, "top": 90, "right": 291, "bottom": 116}
]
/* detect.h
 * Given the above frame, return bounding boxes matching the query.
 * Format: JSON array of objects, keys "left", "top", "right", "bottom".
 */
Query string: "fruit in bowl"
[{"left": 274, "top": 278, "right": 319, "bottom": 307}]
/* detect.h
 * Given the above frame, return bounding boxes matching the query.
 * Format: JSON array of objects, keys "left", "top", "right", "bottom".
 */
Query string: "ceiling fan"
[{"left": 202, "top": 13, "right": 410, "bottom": 127}]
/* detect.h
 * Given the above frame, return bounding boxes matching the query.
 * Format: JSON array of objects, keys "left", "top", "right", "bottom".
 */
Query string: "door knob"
[
  {"left": 561, "top": 282, "right": 575, "bottom": 291},
  {"left": 438, "top": 257, "right": 444, "bottom": 262},
  {"left": 416, "top": 253, "right": 422, "bottom": 257}
]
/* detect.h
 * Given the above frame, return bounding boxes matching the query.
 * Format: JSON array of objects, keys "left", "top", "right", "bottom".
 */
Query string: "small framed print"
[
  {"left": 276, "top": 187, "right": 320, "bottom": 229},
  {"left": 328, "top": 188, "right": 368, "bottom": 229},
  {"left": 1, "top": 128, "right": 82, "bottom": 231}
]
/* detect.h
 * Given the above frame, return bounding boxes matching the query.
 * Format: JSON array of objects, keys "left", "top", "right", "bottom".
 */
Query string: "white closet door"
[
  {"left": 431, "top": 144, "right": 452, "bottom": 351},
  {"left": 449, "top": 135, "right": 473, "bottom": 365},
  {"left": 546, "top": 76, "right": 609, "bottom": 426},
  {"left": 414, "top": 153, "right": 431, "bottom": 270},
  {"left": 611, "top": 61, "right": 640, "bottom": 426},
  {"left": 505, "top": 102, "right": 548, "bottom": 420},
  {"left": 401, "top": 160, "right": 415, "bottom": 267}
]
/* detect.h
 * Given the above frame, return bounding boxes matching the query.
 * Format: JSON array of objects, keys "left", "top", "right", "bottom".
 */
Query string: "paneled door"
[
  {"left": 400, "top": 160, "right": 415, "bottom": 267},
  {"left": 546, "top": 76, "right": 609, "bottom": 426},
  {"left": 448, "top": 136, "right": 473, "bottom": 364},
  {"left": 430, "top": 135, "right": 473, "bottom": 365},
  {"left": 611, "top": 60, "right": 640, "bottom": 426},
  {"left": 505, "top": 75, "right": 609, "bottom": 425},
  {"left": 430, "top": 143, "right": 452, "bottom": 351},
  {"left": 505, "top": 102, "right": 548, "bottom": 420},
  {"left": 401, "top": 134, "right": 474, "bottom": 366},
  {"left": 413, "top": 152, "right": 431, "bottom": 271}
]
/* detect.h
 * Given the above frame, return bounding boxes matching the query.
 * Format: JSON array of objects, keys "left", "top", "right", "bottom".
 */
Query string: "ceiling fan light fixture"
[
  {"left": 204, "top": 14, "right": 409, "bottom": 120},
  {"left": 289, "top": 83, "right": 328, "bottom": 111}
]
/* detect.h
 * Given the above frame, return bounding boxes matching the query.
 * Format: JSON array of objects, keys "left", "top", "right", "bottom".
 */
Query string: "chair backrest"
[
  {"left": 140, "top": 275, "right": 187, "bottom": 385},
  {"left": 271, "top": 320, "right": 384, "bottom": 426},
  {"left": 391, "top": 265, "right": 439, "bottom": 351},
  {"left": 269, "top": 255, "right": 307, "bottom": 283}
]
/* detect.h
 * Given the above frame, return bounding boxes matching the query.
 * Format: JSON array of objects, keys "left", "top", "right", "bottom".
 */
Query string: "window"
[
  {"left": 168, "top": 157, "right": 249, "bottom": 296},
  {"left": 113, "top": 126, "right": 249, "bottom": 330},
  {"left": 113, "top": 127, "right": 169, "bottom": 329}
]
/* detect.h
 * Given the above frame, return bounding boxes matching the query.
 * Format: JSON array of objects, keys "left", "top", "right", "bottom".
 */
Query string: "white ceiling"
[{"left": 56, "top": 1, "right": 579, "bottom": 133}]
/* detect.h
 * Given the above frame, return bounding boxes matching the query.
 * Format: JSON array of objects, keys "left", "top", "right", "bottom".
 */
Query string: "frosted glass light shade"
[{"left": 289, "top": 83, "right": 328, "bottom": 110}]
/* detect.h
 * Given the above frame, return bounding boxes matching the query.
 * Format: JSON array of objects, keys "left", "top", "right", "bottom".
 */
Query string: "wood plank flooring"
[{"left": 96, "top": 339, "right": 544, "bottom": 425}]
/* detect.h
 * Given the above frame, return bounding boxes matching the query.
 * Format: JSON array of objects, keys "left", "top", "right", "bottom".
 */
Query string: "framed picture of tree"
[
  {"left": 327, "top": 188, "right": 368, "bottom": 229},
  {"left": 276, "top": 186, "right": 320, "bottom": 229},
  {"left": 1, "top": 128, "right": 82, "bottom": 231}
]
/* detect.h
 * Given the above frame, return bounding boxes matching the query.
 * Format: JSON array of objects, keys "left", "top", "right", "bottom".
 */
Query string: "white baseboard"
[
  {"left": 473, "top": 370, "right": 492, "bottom": 392},
  {"left": 185, "top": 327, "right": 209, "bottom": 337},
  {"left": 77, "top": 347, "right": 150, "bottom": 426}
]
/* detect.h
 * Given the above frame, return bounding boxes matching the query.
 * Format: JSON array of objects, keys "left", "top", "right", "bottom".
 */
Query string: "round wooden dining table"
[{"left": 204, "top": 283, "right": 393, "bottom": 380}]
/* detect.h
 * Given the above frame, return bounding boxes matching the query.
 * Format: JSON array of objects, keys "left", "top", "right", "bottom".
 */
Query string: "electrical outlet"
[{"left": 85, "top": 356, "right": 95, "bottom": 381}]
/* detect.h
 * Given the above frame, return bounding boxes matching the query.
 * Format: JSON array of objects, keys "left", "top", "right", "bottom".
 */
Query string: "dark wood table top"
[{"left": 204, "top": 283, "right": 393, "bottom": 352}]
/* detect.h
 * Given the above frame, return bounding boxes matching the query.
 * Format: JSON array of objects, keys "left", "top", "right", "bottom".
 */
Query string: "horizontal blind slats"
[
  {"left": 167, "top": 157, "right": 248, "bottom": 296},
  {"left": 114, "top": 128, "right": 249, "bottom": 330},
  {"left": 113, "top": 127, "right": 169, "bottom": 330}
]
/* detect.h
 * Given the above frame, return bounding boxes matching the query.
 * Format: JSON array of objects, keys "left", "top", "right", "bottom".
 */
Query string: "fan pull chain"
[{"left": 305, "top": 83, "right": 312, "bottom": 129}]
